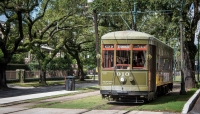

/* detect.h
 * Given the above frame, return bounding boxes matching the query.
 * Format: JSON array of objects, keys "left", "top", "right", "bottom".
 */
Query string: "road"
[
  {"left": 0, "top": 80, "right": 98, "bottom": 98},
  {"left": 188, "top": 91, "right": 200, "bottom": 114}
]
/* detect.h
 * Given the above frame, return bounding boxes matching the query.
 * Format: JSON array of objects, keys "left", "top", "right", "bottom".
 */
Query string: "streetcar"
[{"left": 100, "top": 30, "right": 174, "bottom": 103}]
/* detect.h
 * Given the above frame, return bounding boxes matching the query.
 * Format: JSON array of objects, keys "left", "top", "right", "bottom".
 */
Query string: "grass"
[
  {"left": 47, "top": 95, "right": 106, "bottom": 109},
  {"left": 29, "top": 83, "right": 200, "bottom": 113},
  {"left": 26, "top": 86, "right": 100, "bottom": 103},
  {"left": 9, "top": 80, "right": 65, "bottom": 87},
  {"left": 125, "top": 89, "right": 197, "bottom": 112},
  {"left": 32, "top": 95, "right": 110, "bottom": 109}
]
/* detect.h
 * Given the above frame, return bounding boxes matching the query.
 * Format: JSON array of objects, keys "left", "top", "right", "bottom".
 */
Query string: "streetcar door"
[{"left": 149, "top": 45, "right": 156, "bottom": 92}]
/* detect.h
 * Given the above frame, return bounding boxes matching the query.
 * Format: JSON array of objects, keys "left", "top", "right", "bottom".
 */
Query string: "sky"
[{"left": 0, "top": 15, "right": 6, "bottom": 21}]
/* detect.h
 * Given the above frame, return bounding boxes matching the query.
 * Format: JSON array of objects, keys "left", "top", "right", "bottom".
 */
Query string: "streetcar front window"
[
  {"left": 116, "top": 50, "right": 130, "bottom": 69},
  {"left": 115, "top": 44, "right": 131, "bottom": 69},
  {"left": 102, "top": 44, "right": 114, "bottom": 69}
]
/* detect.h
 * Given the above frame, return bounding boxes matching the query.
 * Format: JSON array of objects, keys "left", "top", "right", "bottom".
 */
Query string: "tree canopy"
[{"left": 0, "top": 0, "right": 199, "bottom": 89}]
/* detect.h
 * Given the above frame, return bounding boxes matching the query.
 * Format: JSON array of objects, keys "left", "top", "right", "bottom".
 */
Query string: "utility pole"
[
  {"left": 179, "top": 0, "right": 186, "bottom": 95},
  {"left": 180, "top": 19, "right": 186, "bottom": 95},
  {"left": 88, "top": 0, "right": 100, "bottom": 85},
  {"left": 93, "top": 9, "right": 100, "bottom": 84}
]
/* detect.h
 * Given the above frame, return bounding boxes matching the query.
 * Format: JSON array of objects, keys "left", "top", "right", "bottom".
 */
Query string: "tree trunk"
[
  {"left": 75, "top": 56, "right": 85, "bottom": 81},
  {"left": 0, "top": 63, "right": 8, "bottom": 89},
  {"left": 77, "top": 62, "right": 85, "bottom": 81},
  {"left": 38, "top": 58, "right": 47, "bottom": 85},
  {"left": 184, "top": 41, "right": 197, "bottom": 89},
  {"left": 39, "top": 69, "right": 47, "bottom": 85}
]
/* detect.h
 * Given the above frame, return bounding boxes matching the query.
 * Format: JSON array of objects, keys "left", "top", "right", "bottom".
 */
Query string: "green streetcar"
[{"left": 100, "top": 30, "right": 174, "bottom": 103}]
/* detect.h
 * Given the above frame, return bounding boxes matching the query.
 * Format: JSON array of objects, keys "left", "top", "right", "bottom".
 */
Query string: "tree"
[
  {"left": 138, "top": 0, "right": 200, "bottom": 88},
  {"left": 27, "top": 0, "right": 94, "bottom": 83},
  {"left": 182, "top": 0, "right": 200, "bottom": 88},
  {"left": 10, "top": 53, "right": 26, "bottom": 64},
  {"left": 0, "top": 0, "right": 46, "bottom": 89},
  {"left": 90, "top": 0, "right": 200, "bottom": 89},
  {"left": 40, "top": 0, "right": 95, "bottom": 81},
  {"left": 64, "top": 29, "right": 94, "bottom": 81},
  {"left": 23, "top": 0, "right": 77, "bottom": 84}
]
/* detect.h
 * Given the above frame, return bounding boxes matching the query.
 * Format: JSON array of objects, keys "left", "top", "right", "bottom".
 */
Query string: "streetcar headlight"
[{"left": 120, "top": 76, "right": 126, "bottom": 83}]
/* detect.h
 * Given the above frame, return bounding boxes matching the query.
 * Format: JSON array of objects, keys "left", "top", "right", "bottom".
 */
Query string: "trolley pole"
[{"left": 133, "top": 2, "right": 137, "bottom": 30}]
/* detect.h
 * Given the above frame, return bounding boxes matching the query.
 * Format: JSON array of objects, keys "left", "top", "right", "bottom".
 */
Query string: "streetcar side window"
[
  {"left": 132, "top": 51, "right": 145, "bottom": 67},
  {"left": 163, "top": 59, "right": 170, "bottom": 70},
  {"left": 160, "top": 58, "right": 164, "bottom": 70}
]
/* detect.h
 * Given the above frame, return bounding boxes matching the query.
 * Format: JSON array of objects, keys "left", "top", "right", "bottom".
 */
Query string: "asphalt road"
[
  {"left": 188, "top": 92, "right": 200, "bottom": 114},
  {"left": 0, "top": 80, "right": 98, "bottom": 98}
]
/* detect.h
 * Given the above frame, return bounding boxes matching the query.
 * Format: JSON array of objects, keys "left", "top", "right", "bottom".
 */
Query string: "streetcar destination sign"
[
  {"left": 118, "top": 45, "right": 129, "bottom": 48},
  {"left": 104, "top": 45, "right": 114, "bottom": 48}
]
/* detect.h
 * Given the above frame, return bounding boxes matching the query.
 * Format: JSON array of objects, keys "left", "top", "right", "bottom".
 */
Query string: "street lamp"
[{"left": 87, "top": 0, "right": 100, "bottom": 84}]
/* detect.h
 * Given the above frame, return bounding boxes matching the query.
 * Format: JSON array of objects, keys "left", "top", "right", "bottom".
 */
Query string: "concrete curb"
[{"left": 181, "top": 89, "right": 200, "bottom": 114}]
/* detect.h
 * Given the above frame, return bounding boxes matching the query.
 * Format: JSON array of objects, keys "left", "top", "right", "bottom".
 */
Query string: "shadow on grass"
[
  {"left": 151, "top": 89, "right": 197, "bottom": 105},
  {"left": 107, "top": 101, "right": 143, "bottom": 107},
  {"left": 103, "top": 89, "right": 197, "bottom": 112}
]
